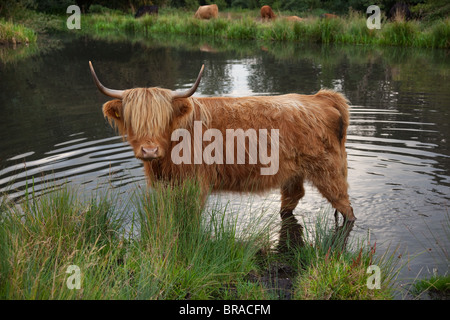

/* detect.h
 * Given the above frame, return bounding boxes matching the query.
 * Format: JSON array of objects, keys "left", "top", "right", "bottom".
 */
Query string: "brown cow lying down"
[
  {"left": 194, "top": 4, "right": 218, "bottom": 19},
  {"left": 321, "top": 13, "right": 339, "bottom": 19},
  {"left": 260, "top": 5, "right": 276, "bottom": 20},
  {"left": 89, "top": 62, "right": 356, "bottom": 227},
  {"left": 285, "top": 16, "right": 304, "bottom": 22}
]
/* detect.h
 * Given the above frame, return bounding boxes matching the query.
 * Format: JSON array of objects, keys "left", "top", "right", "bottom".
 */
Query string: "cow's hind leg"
[
  {"left": 278, "top": 176, "right": 305, "bottom": 251},
  {"left": 309, "top": 168, "right": 355, "bottom": 249},
  {"left": 310, "top": 167, "right": 356, "bottom": 222}
]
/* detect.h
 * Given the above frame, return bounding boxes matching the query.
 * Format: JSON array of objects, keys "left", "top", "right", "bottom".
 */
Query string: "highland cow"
[
  {"left": 89, "top": 62, "right": 355, "bottom": 231},
  {"left": 194, "top": 4, "right": 218, "bottom": 20},
  {"left": 134, "top": 5, "right": 158, "bottom": 18},
  {"left": 260, "top": 5, "right": 276, "bottom": 20}
]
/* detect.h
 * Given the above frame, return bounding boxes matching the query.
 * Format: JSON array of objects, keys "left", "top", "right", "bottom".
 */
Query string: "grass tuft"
[
  {"left": 410, "top": 274, "right": 450, "bottom": 300},
  {"left": 0, "top": 19, "right": 36, "bottom": 44},
  {"left": 292, "top": 211, "right": 399, "bottom": 300}
]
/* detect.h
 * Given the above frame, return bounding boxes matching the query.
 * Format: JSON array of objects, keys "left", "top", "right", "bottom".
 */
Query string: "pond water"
[{"left": 1, "top": 35, "right": 449, "bottom": 288}]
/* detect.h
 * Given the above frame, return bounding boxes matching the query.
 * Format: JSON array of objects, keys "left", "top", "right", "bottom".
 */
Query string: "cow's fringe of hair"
[
  {"left": 122, "top": 88, "right": 174, "bottom": 139},
  {"left": 121, "top": 87, "right": 211, "bottom": 139}
]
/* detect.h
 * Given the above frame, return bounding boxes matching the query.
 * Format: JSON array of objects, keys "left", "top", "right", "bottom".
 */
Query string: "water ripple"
[{"left": 0, "top": 135, "right": 142, "bottom": 199}]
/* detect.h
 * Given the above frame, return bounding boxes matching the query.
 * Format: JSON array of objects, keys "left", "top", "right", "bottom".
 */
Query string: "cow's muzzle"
[{"left": 141, "top": 147, "right": 159, "bottom": 159}]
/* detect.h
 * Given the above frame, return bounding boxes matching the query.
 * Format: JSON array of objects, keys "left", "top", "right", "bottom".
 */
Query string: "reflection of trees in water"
[
  {"left": 247, "top": 55, "right": 320, "bottom": 95},
  {"left": 196, "top": 60, "right": 232, "bottom": 95}
]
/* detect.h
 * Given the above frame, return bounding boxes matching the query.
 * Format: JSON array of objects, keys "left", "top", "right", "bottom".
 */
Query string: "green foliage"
[
  {"left": 183, "top": 0, "right": 199, "bottom": 10},
  {"left": 89, "top": 4, "right": 122, "bottom": 15},
  {"left": 316, "top": 15, "right": 344, "bottom": 43},
  {"left": 410, "top": 0, "right": 450, "bottom": 21},
  {"left": 0, "top": 19, "right": 37, "bottom": 44},
  {"left": 0, "top": 185, "right": 126, "bottom": 299},
  {"left": 206, "top": 0, "right": 228, "bottom": 9},
  {"left": 79, "top": 10, "right": 450, "bottom": 48},
  {"left": 18, "top": 157, "right": 447, "bottom": 302},
  {"left": 4, "top": 0, "right": 447, "bottom": 20},
  {"left": 411, "top": 274, "right": 450, "bottom": 299},
  {"left": 0, "top": 181, "right": 401, "bottom": 300},
  {"left": 381, "top": 19, "right": 419, "bottom": 46},
  {"left": 133, "top": 180, "right": 268, "bottom": 299},
  {"left": 428, "top": 18, "right": 450, "bottom": 48},
  {"left": 35, "top": 0, "right": 74, "bottom": 14},
  {"left": 0, "top": 0, "right": 36, "bottom": 19},
  {"left": 230, "top": 0, "right": 248, "bottom": 9},
  {"left": 227, "top": 16, "right": 258, "bottom": 39},
  {"left": 292, "top": 213, "right": 398, "bottom": 300},
  {"left": 0, "top": 181, "right": 270, "bottom": 299}
]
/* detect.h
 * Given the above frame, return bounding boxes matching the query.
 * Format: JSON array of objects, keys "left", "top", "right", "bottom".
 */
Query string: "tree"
[{"left": 0, "top": 0, "right": 35, "bottom": 19}]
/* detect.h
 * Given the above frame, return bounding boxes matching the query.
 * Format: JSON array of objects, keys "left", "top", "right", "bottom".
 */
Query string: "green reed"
[
  {"left": 0, "top": 180, "right": 271, "bottom": 299},
  {"left": 0, "top": 19, "right": 37, "bottom": 44}
]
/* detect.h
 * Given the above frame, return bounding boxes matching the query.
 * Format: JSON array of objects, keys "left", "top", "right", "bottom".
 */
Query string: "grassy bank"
[
  {"left": 0, "top": 19, "right": 37, "bottom": 44},
  {"left": 1, "top": 8, "right": 448, "bottom": 49},
  {"left": 411, "top": 274, "right": 450, "bottom": 300},
  {"left": 80, "top": 9, "right": 449, "bottom": 49},
  {"left": 0, "top": 181, "right": 398, "bottom": 300}
]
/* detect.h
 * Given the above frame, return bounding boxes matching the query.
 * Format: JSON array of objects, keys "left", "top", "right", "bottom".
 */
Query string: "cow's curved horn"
[
  {"left": 171, "top": 64, "right": 204, "bottom": 99},
  {"left": 89, "top": 61, "right": 125, "bottom": 99}
]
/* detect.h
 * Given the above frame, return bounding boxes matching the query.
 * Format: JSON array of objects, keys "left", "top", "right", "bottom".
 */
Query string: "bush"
[
  {"left": 89, "top": 4, "right": 122, "bottom": 15},
  {"left": 410, "top": 0, "right": 450, "bottom": 21},
  {"left": 317, "top": 16, "right": 344, "bottom": 43},
  {"left": 0, "top": 0, "right": 36, "bottom": 19},
  {"left": 0, "top": 19, "right": 37, "bottom": 44},
  {"left": 428, "top": 18, "right": 450, "bottom": 48},
  {"left": 227, "top": 17, "right": 258, "bottom": 39},
  {"left": 381, "top": 20, "right": 419, "bottom": 46},
  {"left": 35, "top": 0, "right": 74, "bottom": 14},
  {"left": 293, "top": 212, "right": 398, "bottom": 300}
]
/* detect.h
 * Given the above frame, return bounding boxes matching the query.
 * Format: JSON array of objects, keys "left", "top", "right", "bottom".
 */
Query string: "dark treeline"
[{"left": 1, "top": 0, "right": 449, "bottom": 20}]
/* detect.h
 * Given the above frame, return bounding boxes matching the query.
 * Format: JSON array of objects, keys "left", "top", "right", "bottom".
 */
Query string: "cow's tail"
[{"left": 315, "top": 89, "right": 350, "bottom": 145}]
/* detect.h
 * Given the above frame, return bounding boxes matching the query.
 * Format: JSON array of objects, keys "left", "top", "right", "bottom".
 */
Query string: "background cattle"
[
  {"left": 260, "top": 5, "right": 276, "bottom": 20},
  {"left": 321, "top": 13, "right": 338, "bottom": 19},
  {"left": 285, "top": 16, "right": 304, "bottom": 22},
  {"left": 194, "top": 4, "right": 218, "bottom": 20},
  {"left": 135, "top": 5, "right": 158, "bottom": 18},
  {"left": 388, "top": 2, "right": 412, "bottom": 21}
]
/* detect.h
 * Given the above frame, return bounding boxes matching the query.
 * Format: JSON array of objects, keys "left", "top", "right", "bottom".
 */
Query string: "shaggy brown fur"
[
  {"left": 321, "top": 13, "right": 339, "bottom": 19},
  {"left": 194, "top": 4, "right": 218, "bottom": 20},
  {"left": 260, "top": 5, "right": 276, "bottom": 20},
  {"left": 285, "top": 16, "right": 304, "bottom": 22},
  {"left": 102, "top": 88, "right": 356, "bottom": 222}
]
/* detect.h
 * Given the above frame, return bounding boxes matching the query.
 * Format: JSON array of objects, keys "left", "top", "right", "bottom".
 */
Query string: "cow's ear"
[
  {"left": 173, "top": 99, "right": 193, "bottom": 122},
  {"left": 102, "top": 99, "right": 123, "bottom": 121},
  {"left": 102, "top": 99, "right": 125, "bottom": 134}
]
